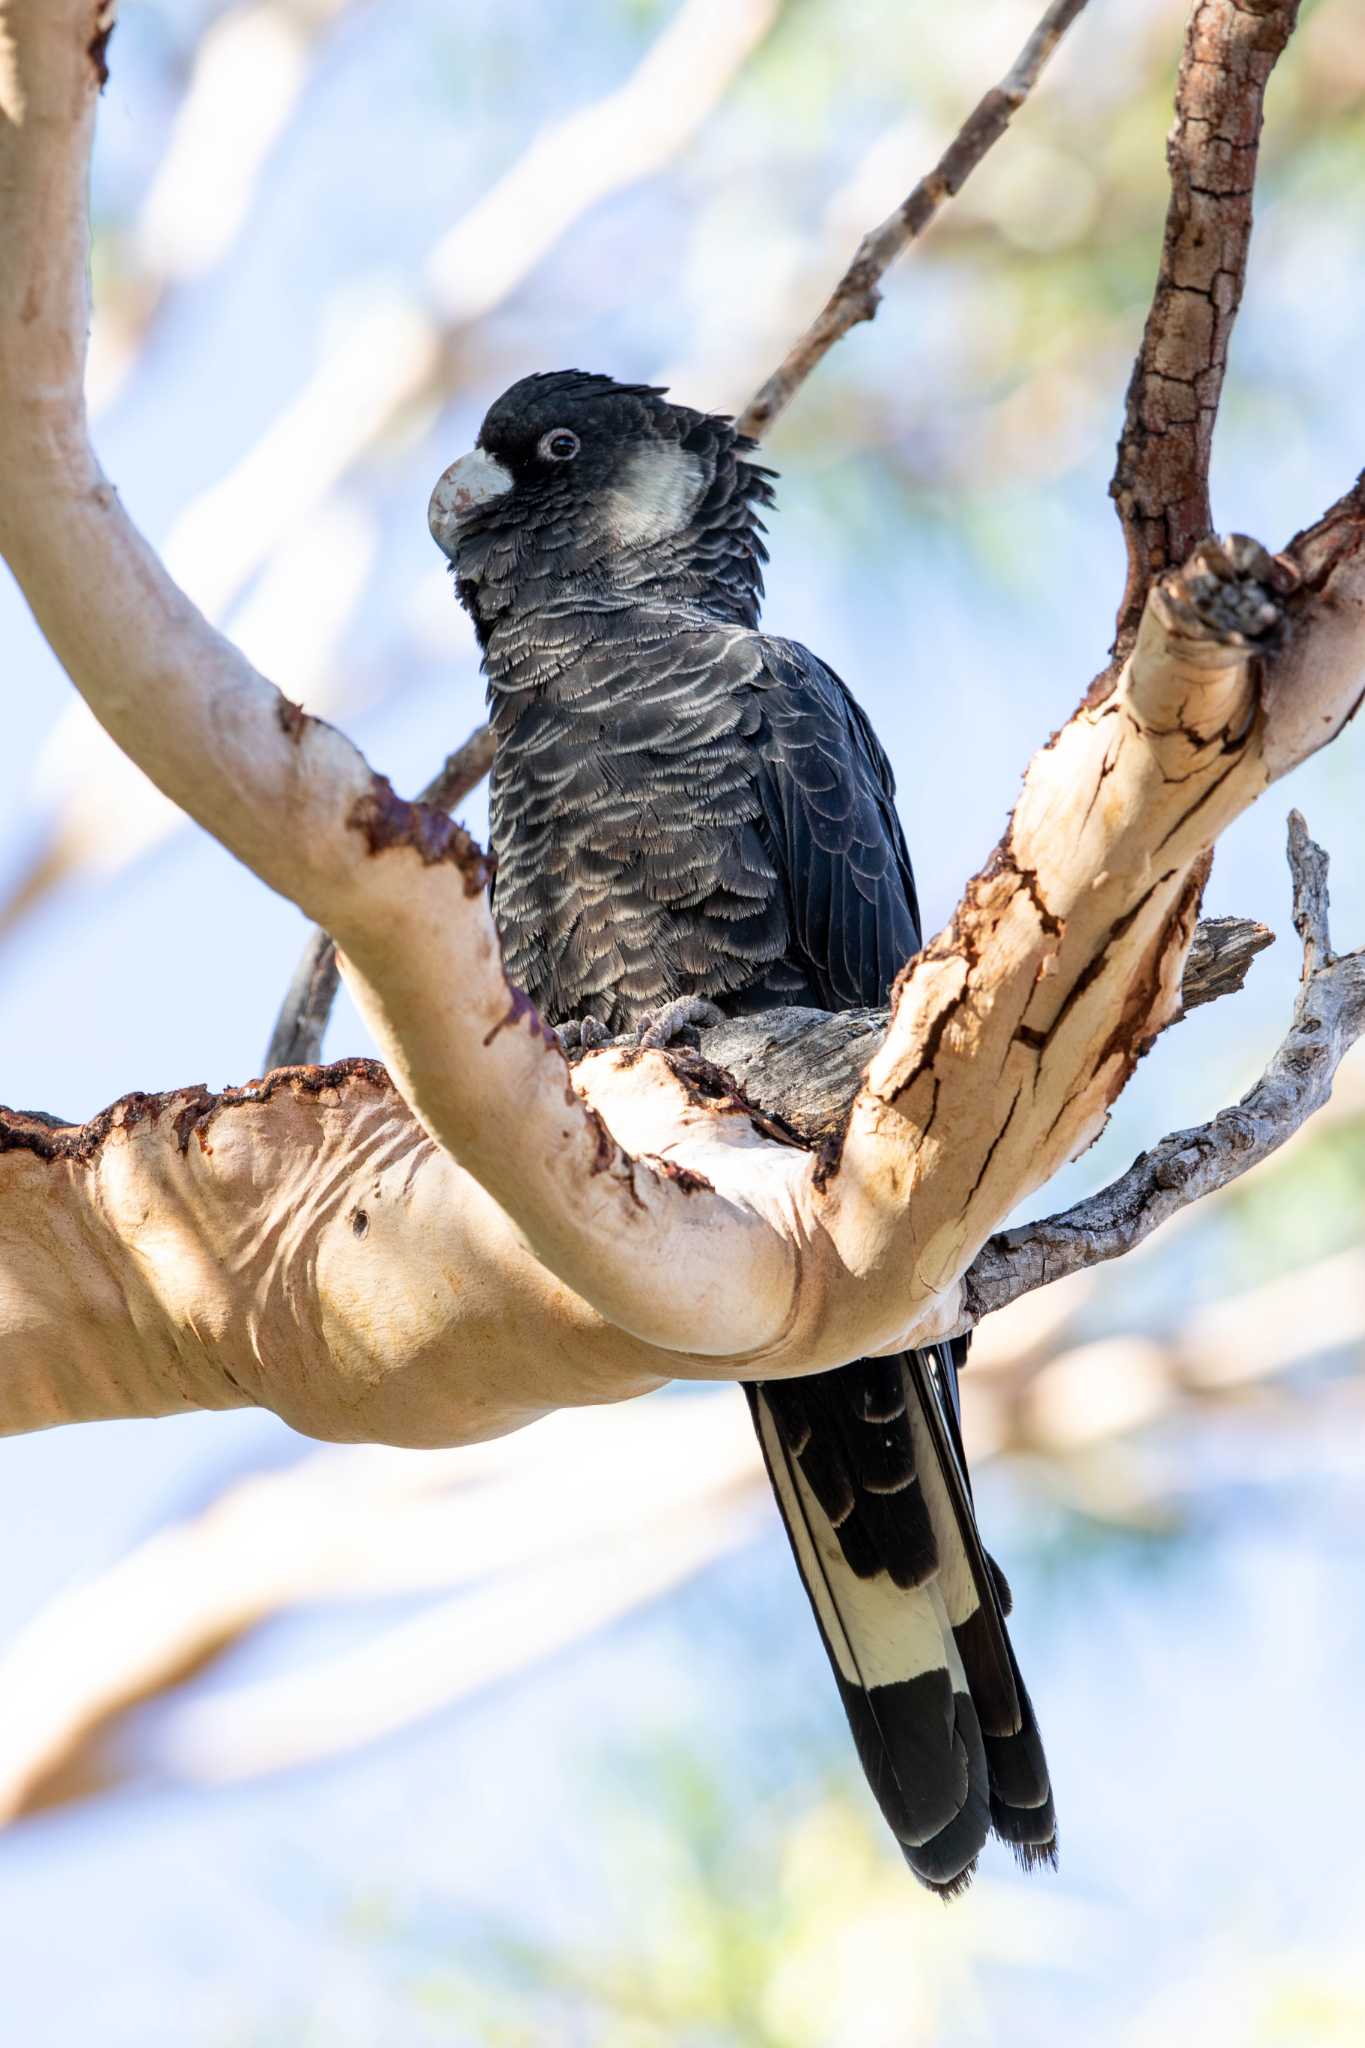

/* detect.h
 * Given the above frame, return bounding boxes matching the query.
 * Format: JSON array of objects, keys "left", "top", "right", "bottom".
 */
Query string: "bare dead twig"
[
  {"left": 1106, "top": 0, "right": 1303, "bottom": 668},
  {"left": 736, "top": 0, "right": 1093, "bottom": 440},
  {"left": 958, "top": 815, "right": 1365, "bottom": 1327}
]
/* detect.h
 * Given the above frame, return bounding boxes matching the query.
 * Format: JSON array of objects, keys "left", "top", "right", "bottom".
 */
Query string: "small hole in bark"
[{"left": 352, "top": 1208, "right": 370, "bottom": 1239}]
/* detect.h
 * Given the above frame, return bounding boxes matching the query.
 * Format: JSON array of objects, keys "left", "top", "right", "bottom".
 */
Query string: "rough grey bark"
[{"left": 677, "top": 912, "right": 1273, "bottom": 1142}]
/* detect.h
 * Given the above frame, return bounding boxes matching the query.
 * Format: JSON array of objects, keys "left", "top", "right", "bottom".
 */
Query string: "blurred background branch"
[
  {"left": 89, "top": 0, "right": 371, "bottom": 411},
  {"left": 736, "top": 0, "right": 1093, "bottom": 439}
]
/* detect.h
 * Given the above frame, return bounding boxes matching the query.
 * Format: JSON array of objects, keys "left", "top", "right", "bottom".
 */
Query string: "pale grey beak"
[{"left": 428, "top": 448, "right": 514, "bottom": 559}]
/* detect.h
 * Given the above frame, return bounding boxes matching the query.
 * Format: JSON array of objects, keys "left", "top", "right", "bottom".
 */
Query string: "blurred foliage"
[
  {"left": 341, "top": 1751, "right": 1085, "bottom": 2047},
  {"left": 88, "top": 0, "right": 1365, "bottom": 539},
  {"left": 714, "top": 0, "right": 1365, "bottom": 533},
  {"left": 307, "top": 1731, "right": 1365, "bottom": 2046},
  {"left": 1217, "top": 1107, "right": 1365, "bottom": 1291}
]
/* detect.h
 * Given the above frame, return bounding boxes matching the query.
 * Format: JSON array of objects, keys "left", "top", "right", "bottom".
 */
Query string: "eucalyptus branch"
[
  {"left": 959, "top": 816, "right": 1365, "bottom": 1326},
  {"left": 264, "top": 721, "right": 496, "bottom": 1069},
  {"left": 3, "top": 0, "right": 1364, "bottom": 1456},
  {"left": 1107, "top": 0, "right": 1302, "bottom": 669}
]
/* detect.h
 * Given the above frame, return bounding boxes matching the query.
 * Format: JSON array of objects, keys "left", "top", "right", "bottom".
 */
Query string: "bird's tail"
[{"left": 745, "top": 1343, "right": 1055, "bottom": 1895}]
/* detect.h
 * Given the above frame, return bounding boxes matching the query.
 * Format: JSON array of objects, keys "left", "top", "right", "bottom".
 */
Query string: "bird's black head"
[{"left": 429, "top": 370, "right": 774, "bottom": 646}]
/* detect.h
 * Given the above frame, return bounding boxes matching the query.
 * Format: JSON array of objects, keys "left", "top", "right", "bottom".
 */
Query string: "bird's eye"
[{"left": 538, "top": 428, "right": 580, "bottom": 463}]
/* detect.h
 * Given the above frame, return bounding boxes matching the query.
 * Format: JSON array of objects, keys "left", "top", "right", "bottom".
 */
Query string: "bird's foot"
[
  {"left": 634, "top": 997, "right": 725, "bottom": 1052},
  {"left": 555, "top": 1015, "right": 611, "bottom": 1056}
]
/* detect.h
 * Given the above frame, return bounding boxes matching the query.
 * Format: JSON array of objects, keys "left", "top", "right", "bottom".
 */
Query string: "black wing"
[{"left": 752, "top": 635, "right": 922, "bottom": 1010}]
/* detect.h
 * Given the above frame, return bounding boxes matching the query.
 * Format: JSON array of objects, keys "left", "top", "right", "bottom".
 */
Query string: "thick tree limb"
[
  {"left": 1108, "top": 0, "right": 1301, "bottom": 666},
  {"left": 263, "top": 720, "right": 496, "bottom": 1069},
  {"left": 959, "top": 815, "right": 1365, "bottom": 1325},
  {"left": 691, "top": 912, "right": 1272, "bottom": 1142},
  {"left": 3, "top": 0, "right": 1362, "bottom": 1451}
]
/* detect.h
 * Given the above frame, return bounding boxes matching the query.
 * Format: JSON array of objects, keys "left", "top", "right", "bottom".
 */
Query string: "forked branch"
[
  {"left": 1107, "top": 0, "right": 1302, "bottom": 665},
  {"left": 2, "top": 0, "right": 1364, "bottom": 1451}
]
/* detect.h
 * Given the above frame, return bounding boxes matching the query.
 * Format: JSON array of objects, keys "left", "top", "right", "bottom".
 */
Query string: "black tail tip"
[
  {"left": 905, "top": 1834, "right": 1057, "bottom": 1896},
  {"left": 1007, "top": 1835, "right": 1059, "bottom": 1876},
  {"left": 909, "top": 1852, "right": 980, "bottom": 1901}
]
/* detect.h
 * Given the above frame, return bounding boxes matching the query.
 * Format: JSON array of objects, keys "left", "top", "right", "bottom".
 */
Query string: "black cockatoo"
[{"left": 428, "top": 370, "right": 1055, "bottom": 1894}]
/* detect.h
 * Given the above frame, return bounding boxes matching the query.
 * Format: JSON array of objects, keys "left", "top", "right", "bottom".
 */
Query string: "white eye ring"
[{"left": 538, "top": 428, "right": 580, "bottom": 462}]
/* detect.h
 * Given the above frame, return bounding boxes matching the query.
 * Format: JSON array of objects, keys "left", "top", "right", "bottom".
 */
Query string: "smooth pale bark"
[{"left": 1, "top": 1, "right": 1363, "bottom": 1447}]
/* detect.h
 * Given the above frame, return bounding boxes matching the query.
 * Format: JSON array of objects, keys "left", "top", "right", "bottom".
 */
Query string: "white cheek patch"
[{"left": 605, "top": 443, "right": 706, "bottom": 547}]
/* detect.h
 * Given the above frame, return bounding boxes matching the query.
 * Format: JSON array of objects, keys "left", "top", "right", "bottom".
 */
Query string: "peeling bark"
[
  {"left": 1107, "top": 0, "right": 1302, "bottom": 667},
  {"left": 960, "top": 816, "right": 1365, "bottom": 1325}
]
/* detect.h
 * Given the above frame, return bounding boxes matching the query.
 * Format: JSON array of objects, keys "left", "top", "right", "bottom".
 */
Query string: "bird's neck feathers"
[{"left": 462, "top": 430, "right": 775, "bottom": 692}]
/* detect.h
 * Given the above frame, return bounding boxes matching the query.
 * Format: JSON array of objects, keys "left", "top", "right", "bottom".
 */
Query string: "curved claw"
[
  {"left": 636, "top": 997, "right": 726, "bottom": 1051},
  {"left": 555, "top": 1015, "right": 610, "bottom": 1056}
]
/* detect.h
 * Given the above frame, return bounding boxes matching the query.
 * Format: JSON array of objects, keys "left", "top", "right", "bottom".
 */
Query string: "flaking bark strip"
[
  {"left": 581, "top": 1104, "right": 646, "bottom": 1211},
  {"left": 277, "top": 696, "right": 308, "bottom": 742},
  {"left": 1092, "top": 865, "right": 1207, "bottom": 1093},
  {"left": 981, "top": 838, "right": 1064, "bottom": 938},
  {"left": 0, "top": 1059, "right": 391, "bottom": 1166},
  {"left": 644, "top": 1156, "right": 715, "bottom": 1195},
  {"left": 1026, "top": 870, "right": 1178, "bottom": 1053},
  {"left": 662, "top": 1046, "right": 808, "bottom": 1150},
  {"left": 963, "top": 1083, "right": 1023, "bottom": 1210},
  {"left": 483, "top": 985, "right": 549, "bottom": 1048},
  {"left": 88, "top": 3, "right": 115, "bottom": 88},
  {"left": 348, "top": 775, "right": 494, "bottom": 896}
]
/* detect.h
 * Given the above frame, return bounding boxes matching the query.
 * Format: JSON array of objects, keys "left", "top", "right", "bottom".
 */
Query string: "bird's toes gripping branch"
[
  {"left": 554, "top": 1016, "right": 612, "bottom": 1057},
  {"left": 634, "top": 997, "right": 727, "bottom": 1052}
]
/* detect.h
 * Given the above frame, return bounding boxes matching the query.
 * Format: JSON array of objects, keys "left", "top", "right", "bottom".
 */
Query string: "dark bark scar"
[{"left": 348, "top": 775, "right": 494, "bottom": 897}]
